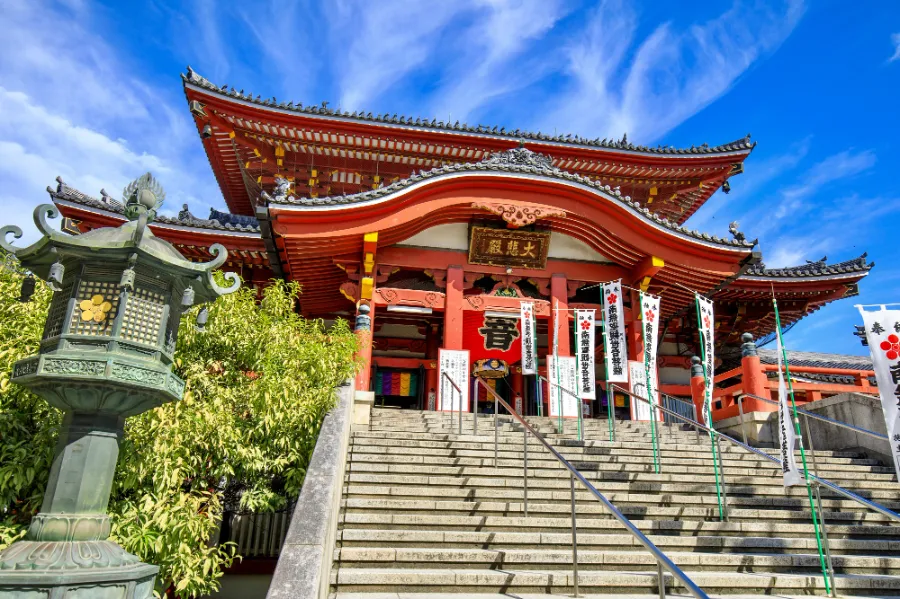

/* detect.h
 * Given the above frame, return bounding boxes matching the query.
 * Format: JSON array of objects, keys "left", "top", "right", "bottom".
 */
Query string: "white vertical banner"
[
  {"left": 856, "top": 307, "right": 900, "bottom": 481},
  {"left": 696, "top": 295, "right": 716, "bottom": 428},
  {"left": 629, "top": 360, "right": 651, "bottom": 421},
  {"left": 602, "top": 280, "right": 628, "bottom": 383},
  {"left": 548, "top": 355, "right": 578, "bottom": 418},
  {"left": 438, "top": 348, "right": 470, "bottom": 412},
  {"left": 520, "top": 301, "right": 537, "bottom": 375},
  {"left": 640, "top": 293, "right": 662, "bottom": 422},
  {"left": 776, "top": 333, "right": 804, "bottom": 487},
  {"left": 575, "top": 310, "right": 596, "bottom": 399}
]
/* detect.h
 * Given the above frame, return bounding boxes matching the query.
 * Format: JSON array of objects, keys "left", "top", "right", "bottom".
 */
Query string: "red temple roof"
[{"left": 182, "top": 68, "right": 754, "bottom": 224}]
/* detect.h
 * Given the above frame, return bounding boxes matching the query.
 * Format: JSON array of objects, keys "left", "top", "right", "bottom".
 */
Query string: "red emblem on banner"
[{"left": 463, "top": 312, "right": 523, "bottom": 364}]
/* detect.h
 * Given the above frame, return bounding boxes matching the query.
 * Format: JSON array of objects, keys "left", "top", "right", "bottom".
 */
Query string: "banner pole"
[
  {"left": 601, "top": 288, "right": 614, "bottom": 442},
  {"left": 640, "top": 291, "right": 660, "bottom": 474},
  {"left": 534, "top": 306, "right": 541, "bottom": 417},
  {"left": 774, "top": 298, "right": 832, "bottom": 595},
  {"left": 574, "top": 311, "right": 583, "bottom": 442},
  {"left": 554, "top": 298, "right": 563, "bottom": 434},
  {"left": 695, "top": 296, "right": 725, "bottom": 521}
]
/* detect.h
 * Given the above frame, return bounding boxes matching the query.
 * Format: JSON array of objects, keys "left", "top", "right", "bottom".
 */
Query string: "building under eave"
[{"left": 51, "top": 67, "right": 875, "bottom": 422}]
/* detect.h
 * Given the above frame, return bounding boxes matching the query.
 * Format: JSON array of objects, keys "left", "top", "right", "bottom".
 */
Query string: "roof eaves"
[
  {"left": 264, "top": 146, "right": 756, "bottom": 251},
  {"left": 743, "top": 254, "right": 874, "bottom": 280},
  {"left": 47, "top": 177, "right": 261, "bottom": 234},
  {"left": 182, "top": 67, "right": 756, "bottom": 159}
]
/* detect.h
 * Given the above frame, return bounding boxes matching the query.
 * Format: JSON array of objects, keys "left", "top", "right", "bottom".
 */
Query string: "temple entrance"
[{"left": 372, "top": 366, "right": 424, "bottom": 410}]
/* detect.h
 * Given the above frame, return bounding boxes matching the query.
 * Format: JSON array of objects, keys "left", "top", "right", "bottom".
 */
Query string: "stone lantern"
[{"left": 0, "top": 174, "right": 239, "bottom": 598}]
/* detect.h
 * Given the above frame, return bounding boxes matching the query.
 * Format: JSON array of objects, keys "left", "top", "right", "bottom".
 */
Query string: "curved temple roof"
[
  {"left": 184, "top": 67, "right": 755, "bottom": 157},
  {"left": 744, "top": 254, "right": 873, "bottom": 279},
  {"left": 182, "top": 67, "right": 754, "bottom": 222},
  {"left": 267, "top": 146, "right": 755, "bottom": 251},
  {"left": 49, "top": 177, "right": 260, "bottom": 234}
]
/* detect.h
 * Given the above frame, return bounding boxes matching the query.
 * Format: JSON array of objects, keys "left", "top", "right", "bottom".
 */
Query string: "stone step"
[
  {"left": 349, "top": 432, "right": 873, "bottom": 462},
  {"left": 337, "top": 529, "right": 898, "bottom": 556},
  {"left": 334, "top": 594, "right": 890, "bottom": 599},
  {"left": 349, "top": 442, "right": 883, "bottom": 469},
  {"left": 336, "top": 547, "right": 900, "bottom": 575},
  {"left": 344, "top": 483, "right": 900, "bottom": 513},
  {"left": 341, "top": 498, "right": 898, "bottom": 525},
  {"left": 337, "top": 512, "right": 897, "bottom": 539},
  {"left": 344, "top": 472, "right": 900, "bottom": 499},
  {"left": 333, "top": 410, "right": 900, "bottom": 597},
  {"left": 346, "top": 456, "right": 895, "bottom": 481},
  {"left": 330, "top": 567, "right": 900, "bottom": 594}
]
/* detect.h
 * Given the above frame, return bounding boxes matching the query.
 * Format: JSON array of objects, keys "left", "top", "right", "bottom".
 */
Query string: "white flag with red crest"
[{"left": 856, "top": 306, "right": 900, "bottom": 481}]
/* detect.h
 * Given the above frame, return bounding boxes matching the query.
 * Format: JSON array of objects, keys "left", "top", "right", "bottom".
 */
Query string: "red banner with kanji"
[{"left": 463, "top": 311, "right": 523, "bottom": 364}]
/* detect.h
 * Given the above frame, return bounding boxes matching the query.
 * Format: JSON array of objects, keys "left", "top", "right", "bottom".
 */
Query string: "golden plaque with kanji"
[{"left": 468, "top": 226, "right": 550, "bottom": 269}]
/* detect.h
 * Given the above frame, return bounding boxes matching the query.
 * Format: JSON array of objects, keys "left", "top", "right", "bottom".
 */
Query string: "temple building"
[{"left": 50, "top": 67, "right": 876, "bottom": 426}]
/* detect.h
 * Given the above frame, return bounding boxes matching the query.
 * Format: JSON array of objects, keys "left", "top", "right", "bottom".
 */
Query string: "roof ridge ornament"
[
  {"left": 482, "top": 143, "right": 553, "bottom": 169},
  {"left": 122, "top": 173, "right": 164, "bottom": 223},
  {"left": 728, "top": 221, "right": 746, "bottom": 243},
  {"left": 260, "top": 175, "right": 295, "bottom": 205}
]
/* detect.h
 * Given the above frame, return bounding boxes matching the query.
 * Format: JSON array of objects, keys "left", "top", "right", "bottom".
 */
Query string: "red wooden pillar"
[
  {"left": 354, "top": 301, "right": 374, "bottom": 391},
  {"left": 627, "top": 291, "right": 644, "bottom": 362},
  {"left": 444, "top": 266, "right": 464, "bottom": 350},
  {"left": 740, "top": 333, "right": 768, "bottom": 400},
  {"left": 511, "top": 368, "right": 524, "bottom": 414},
  {"left": 550, "top": 274, "right": 570, "bottom": 356}
]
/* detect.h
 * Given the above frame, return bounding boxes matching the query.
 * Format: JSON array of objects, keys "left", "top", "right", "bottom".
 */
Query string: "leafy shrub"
[{"left": 0, "top": 265, "right": 358, "bottom": 598}]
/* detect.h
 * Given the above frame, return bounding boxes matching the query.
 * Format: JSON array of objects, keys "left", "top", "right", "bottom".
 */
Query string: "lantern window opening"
[
  {"left": 68, "top": 278, "right": 120, "bottom": 338},
  {"left": 42, "top": 280, "right": 73, "bottom": 340}
]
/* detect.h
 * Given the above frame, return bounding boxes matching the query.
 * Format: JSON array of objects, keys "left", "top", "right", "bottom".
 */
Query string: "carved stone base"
[{"left": 0, "top": 540, "right": 157, "bottom": 599}]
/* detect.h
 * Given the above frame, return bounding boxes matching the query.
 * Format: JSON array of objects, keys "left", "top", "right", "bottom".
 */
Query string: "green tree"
[{"left": 0, "top": 264, "right": 358, "bottom": 597}]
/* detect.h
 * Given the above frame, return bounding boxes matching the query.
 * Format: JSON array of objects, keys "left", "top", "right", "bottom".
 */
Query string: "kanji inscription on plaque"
[{"left": 468, "top": 226, "right": 550, "bottom": 269}]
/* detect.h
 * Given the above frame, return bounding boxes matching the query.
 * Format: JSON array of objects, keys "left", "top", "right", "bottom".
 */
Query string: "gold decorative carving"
[{"left": 471, "top": 202, "right": 566, "bottom": 228}]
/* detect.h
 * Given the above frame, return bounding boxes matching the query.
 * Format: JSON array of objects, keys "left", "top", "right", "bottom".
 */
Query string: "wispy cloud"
[
  {"left": 427, "top": 0, "right": 570, "bottom": 123},
  {"left": 540, "top": 0, "right": 805, "bottom": 142},
  {"left": 689, "top": 137, "right": 811, "bottom": 232},
  {"left": 890, "top": 32, "right": 900, "bottom": 63},
  {"left": 329, "top": 1, "right": 472, "bottom": 112},
  {"left": 772, "top": 149, "right": 876, "bottom": 218},
  {"left": 0, "top": 0, "right": 222, "bottom": 242},
  {"left": 763, "top": 191, "right": 892, "bottom": 268}
]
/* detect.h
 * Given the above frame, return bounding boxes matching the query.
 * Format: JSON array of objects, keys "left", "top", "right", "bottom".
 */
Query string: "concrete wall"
[
  {"left": 717, "top": 392, "right": 890, "bottom": 465},
  {"left": 801, "top": 392, "right": 891, "bottom": 465}
]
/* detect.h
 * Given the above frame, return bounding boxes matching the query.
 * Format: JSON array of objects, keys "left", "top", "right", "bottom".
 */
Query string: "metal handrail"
[
  {"left": 612, "top": 382, "right": 900, "bottom": 597},
  {"left": 440, "top": 371, "right": 463, "bottom": 436},
  {"left": 611, "top": 383, "right": 900, "bottom": 524},
  {"left": 740, "top": 393, "right": 889, "bottom": 442},
  {"left": 474, "top": 376, "right": 709, "bottom": 599}
]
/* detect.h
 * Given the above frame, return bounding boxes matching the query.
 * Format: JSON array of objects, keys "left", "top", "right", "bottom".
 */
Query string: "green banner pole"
[
  {"left": 774, "top": 298, "right": 832, "bottom": 595},
  {"left": 695, "top": 296, "right": 725, "bottom": 521},
  {"left": 554, "top": 299, "right": 563, "bottom": 434},
  {"left": 601, "top": 291, "right": 614, "bottom": 442},
  {"left": 534, "top": 308, "right": 542, "bottom": 417},
  {"left": 640, "top": 291, "right": 660, "bottom": 474},
  {"left": 574, "top": 311, "right": 584, "bottom": 442}
]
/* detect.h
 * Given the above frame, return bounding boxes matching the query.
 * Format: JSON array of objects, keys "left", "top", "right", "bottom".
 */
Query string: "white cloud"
[
  {"left": 330, "top": 1, "right": 474, "bottom": 112},
  {"left": 0, "top": 0, "right": 224, "bottom": 243},
  {"left": 541, "top": 0, "right": 805, "bottom": 142},
  {"left": 772, "top": 149, "right": 876, "bottom": 218},
  {"left": 762, "top": 192, "right": 893, "bottom": 268},
  {"left": 427, "top": 0, "right": 570, "bottom": 122},
  {"left": 890, "top": 32, "right": 900, "bottom": 62},
  {"left": 688, "top": 137, "right": 811, "bottom": 232}
]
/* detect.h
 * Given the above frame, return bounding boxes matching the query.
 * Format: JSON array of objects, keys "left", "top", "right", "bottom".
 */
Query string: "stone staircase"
[{"left": 330, "top": 408, "right": 900, "bottom": 596}]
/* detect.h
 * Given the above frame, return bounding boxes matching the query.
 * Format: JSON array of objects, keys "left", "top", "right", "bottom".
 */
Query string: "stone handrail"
[{"left": 267, "top": 381, "right": 356, "bottom": 599}]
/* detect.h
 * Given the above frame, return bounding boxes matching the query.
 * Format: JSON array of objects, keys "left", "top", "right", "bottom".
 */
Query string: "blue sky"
[{"left": 1, "top": 0, "right": 898, "bottom": 356}]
